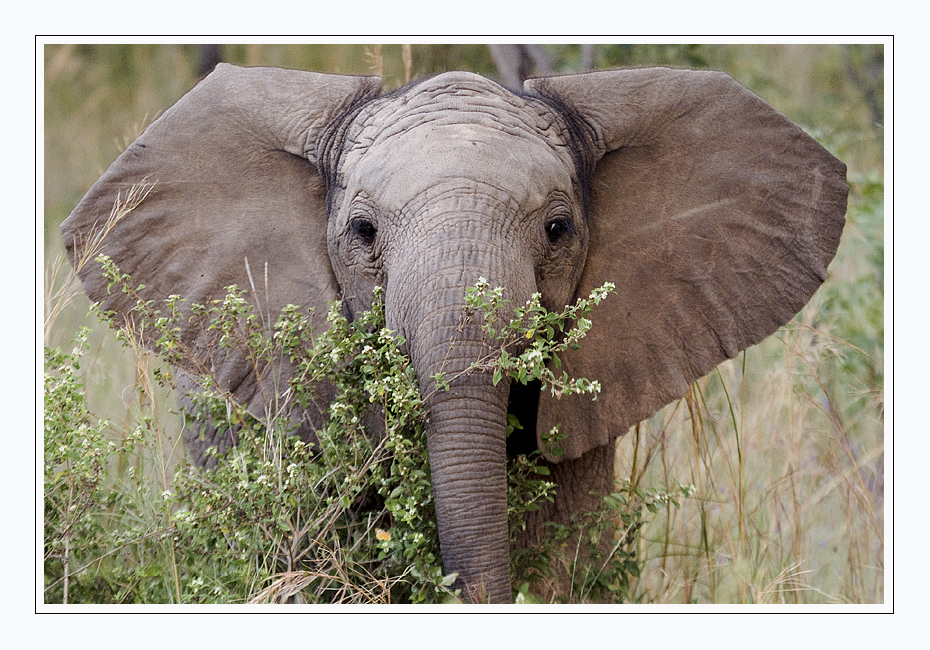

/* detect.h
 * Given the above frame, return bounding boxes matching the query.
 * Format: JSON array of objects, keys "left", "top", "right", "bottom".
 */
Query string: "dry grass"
[{"left": 617, "top": 307, "right": 883, "bottom": 604}]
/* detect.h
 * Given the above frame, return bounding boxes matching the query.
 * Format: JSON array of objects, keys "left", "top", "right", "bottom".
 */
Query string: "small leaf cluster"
[{"left": 461, "top": 277, "right": 615, "bottom": 397}]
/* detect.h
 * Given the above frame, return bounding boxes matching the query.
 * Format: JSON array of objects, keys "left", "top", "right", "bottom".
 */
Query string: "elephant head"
[{"left": 61, "top": 64, "right": 847, "bottom": 603}]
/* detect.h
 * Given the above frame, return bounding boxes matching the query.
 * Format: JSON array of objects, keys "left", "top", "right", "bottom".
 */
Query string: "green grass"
[{"left": 42, "top": 43, "right": 884, "bottom": 605}]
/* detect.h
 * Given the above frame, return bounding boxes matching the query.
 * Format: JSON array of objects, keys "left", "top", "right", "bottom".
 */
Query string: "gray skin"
[{"left": 61, "top": 65, "right": 848, "bottom": 603}]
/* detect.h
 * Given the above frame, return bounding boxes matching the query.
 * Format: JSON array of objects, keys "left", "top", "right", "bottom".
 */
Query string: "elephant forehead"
[
  {"left": 358, "top": 75, "right": 566, "bottom": 147},
  {"left": 346, "top": 112, "right": 577, "bottom": 209},
  {"left": 357, "top": 127, "right": 573, "bottom": 208}
]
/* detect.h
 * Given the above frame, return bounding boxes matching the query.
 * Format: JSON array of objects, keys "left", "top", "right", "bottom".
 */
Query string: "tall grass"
[
  {"left": 617, "top": 161, "right": 883, "bottom": 603},
  {"left": 619, "top": 315, "right": 883, "bottom": 603},
  {"left": 42, "top": 43, "right": 884, "bottom": 605}
]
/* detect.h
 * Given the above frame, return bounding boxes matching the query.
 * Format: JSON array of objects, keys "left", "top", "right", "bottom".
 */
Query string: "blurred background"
[{"left": 42, "top": 43, "right": 884, "bottom": 604}]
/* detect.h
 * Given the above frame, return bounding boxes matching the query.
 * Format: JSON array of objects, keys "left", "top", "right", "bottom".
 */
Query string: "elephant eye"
[
  {"left": 350, "top": 218, "right": 378, "bottom": 246},
  {"left": 545, "top": 216, "right": 574, "bottom": 245}
]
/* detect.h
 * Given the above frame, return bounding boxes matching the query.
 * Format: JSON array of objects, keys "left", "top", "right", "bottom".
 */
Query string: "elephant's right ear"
[
  {"left": 61, "top": 64, "right": 381, "bottom": 412},
  {"left": 526, "top": 68, "right": 848, "bottom": 462}
]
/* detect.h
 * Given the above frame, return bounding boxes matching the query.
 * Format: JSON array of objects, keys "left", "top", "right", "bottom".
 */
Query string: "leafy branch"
[{"left": 428, "top": 277, "right": 616, "bottom": 401}]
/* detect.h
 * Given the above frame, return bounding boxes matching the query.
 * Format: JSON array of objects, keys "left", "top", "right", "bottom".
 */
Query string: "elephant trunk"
[
  {"left": 423, "top": 376, "right": 512, "bottom": 603},
  {"left": 386, "top": 246, "right": 531, "bottom": 604}
]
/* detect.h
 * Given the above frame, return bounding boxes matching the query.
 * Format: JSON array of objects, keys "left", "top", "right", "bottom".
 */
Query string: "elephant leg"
[{"left": 512, "top": 440, "right": 617, "bottom": 601}]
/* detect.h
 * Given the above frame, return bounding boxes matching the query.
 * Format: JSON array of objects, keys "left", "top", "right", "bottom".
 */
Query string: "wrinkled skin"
[{"left": 61, "top": 65, "right": 848, "bottom": 603}]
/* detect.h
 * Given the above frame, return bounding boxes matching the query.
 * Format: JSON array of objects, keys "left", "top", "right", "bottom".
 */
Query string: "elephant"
[{"left": 60, "top": 63, "right": 848, "bottom": 603}]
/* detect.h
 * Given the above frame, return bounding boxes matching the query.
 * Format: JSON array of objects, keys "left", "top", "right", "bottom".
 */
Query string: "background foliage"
[{"left": 43, "top": 43, "right": 884, "bottom": 604}]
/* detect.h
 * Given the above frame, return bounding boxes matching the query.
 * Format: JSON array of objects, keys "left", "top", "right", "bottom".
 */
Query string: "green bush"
[{"left": 43, "top": 261, "right": 685, "bottom": 604}]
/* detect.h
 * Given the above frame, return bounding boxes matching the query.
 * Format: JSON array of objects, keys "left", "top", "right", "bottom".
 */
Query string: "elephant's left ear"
[{"left": 525, "top": 68, "right": 848, "bottom": 462}]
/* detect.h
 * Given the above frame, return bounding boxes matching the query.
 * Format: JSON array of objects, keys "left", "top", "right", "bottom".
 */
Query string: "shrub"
[{"left": 43, "top": 263, "right": 685, "bottom": 604}]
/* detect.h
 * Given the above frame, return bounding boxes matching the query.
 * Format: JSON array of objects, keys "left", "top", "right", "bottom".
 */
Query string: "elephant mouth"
[{"left": 505, "top": 378, "right": 542, "bottom": 459}]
